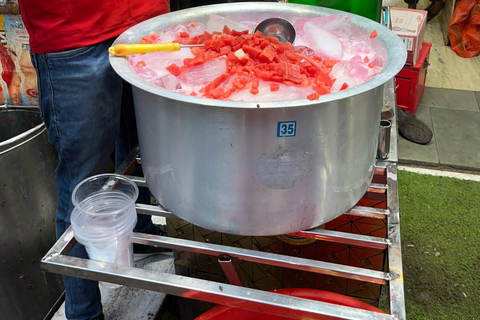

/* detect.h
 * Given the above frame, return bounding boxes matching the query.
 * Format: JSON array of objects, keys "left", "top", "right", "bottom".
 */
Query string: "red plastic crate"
[{"left": 395, "top": 42, "right": 432, "bottom": 115}]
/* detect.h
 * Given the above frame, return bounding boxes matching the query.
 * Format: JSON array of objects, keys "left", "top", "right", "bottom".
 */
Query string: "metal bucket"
[
  {"left": 0, "top": 107, "right": 64, "bottom": 319},
  {"left": 110, "top": 3, "right": 406, "bottom": 235}
]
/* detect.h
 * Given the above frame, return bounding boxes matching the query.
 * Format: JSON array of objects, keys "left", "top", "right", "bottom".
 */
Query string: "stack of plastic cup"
[{"left": 71, "top": 174, "right": 138, "bottom": 271}]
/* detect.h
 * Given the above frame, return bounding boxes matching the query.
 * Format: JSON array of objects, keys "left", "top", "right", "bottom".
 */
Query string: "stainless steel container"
[
  {"left": 0, "top": 106, "right": 64, "bottom": 319},
  {"left": 110, "top": 3, "right": 406, "bottom": 235}
]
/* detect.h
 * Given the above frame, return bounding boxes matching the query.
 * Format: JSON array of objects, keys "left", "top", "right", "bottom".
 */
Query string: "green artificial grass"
[{"left": 398, "top": 170, "right": 480, "bottom": 319}]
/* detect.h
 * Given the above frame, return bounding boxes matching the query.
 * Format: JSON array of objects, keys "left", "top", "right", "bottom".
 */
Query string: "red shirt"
[{"left": 19, "top": 0, "right": 170, "bottom": 54}]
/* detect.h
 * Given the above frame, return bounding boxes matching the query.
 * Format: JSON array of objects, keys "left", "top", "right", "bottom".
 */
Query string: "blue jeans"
[{"left": 31, "top": 38, "right": 152, "bottom": 320}]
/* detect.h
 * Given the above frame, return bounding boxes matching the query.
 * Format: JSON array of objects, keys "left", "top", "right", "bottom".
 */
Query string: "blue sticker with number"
[{"left": 277, "top": 121, "right": 297, "bottom": 137}]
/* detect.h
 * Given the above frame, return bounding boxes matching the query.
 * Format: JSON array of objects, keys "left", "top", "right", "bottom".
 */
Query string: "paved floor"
[{"left": 398, "top": 87, "right": 480, "bottom": 172}]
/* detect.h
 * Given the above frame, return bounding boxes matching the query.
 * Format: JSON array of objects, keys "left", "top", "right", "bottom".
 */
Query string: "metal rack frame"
[{"left": 41, "top": 159, "right": 404, "bottom": 320}]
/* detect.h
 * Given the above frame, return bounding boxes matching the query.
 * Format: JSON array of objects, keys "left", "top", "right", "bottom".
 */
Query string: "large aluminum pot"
[{"left": 110, "top": 3, "right": 406, "bottom": 236}]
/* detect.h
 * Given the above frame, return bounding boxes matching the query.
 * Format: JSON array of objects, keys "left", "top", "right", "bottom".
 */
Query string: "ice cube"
[
  {"left": 206, "top": 15, "right": 251, "bottom": 33},
  {"left": 344, "top": 35, "right": 372, "bottom": 56},
  {"left": 373, "top": 54, "right": 385, "bottom": 68},
  {"left": 294, "top": 45, "right": 315, "bottom": 57},
  {"left": 132, "top": 66, "right": 158, "bottom": 81},
  {"left": 152, "top": 73, "right": 182, "bottom": 91},
  {"left": 186, "top": 22, "right": 207, "bottom": 38},
  {"left": 294, "top": 14, "right": 367, "bottom": 44},
  {"left": 128, "top": 50, "right": 194, "bottom": 80},
  {"left": 294, "top": 14, "right": 350, "bottom": 33},
  {"left": 177, "top": 58, "right": 227, "bottom": 87},
  {"left": 302, "top": 22, "right": 343, "bottom": 60},
  {"left": 228, "top": 81, "right": 311, "bottom": 102},
  {"left": 331, "top": 77, "right": 357, "bottom": 93}
]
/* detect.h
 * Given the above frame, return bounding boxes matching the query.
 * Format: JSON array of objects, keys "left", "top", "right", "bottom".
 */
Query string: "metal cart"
[{"left": 41, "top": 79, "right": 405, "bottom": 320}]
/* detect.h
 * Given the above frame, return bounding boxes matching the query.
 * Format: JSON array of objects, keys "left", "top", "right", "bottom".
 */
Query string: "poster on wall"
[
  {"left": 0, "top": 14, "right": 38, "bottom": 106},
  {"left": 0, "top": 14, "right": 11, "bottom": 105}
]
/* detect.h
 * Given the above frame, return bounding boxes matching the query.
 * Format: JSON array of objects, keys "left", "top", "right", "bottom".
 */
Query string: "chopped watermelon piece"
[
  {"left": 323, "top": 60, "right": 339, "bottom": 68},
  {"left": 258, "top": 46, "right": 276, "bottom": 62},
  {"left": 166, "top": 63, "right": 182, "bottom": 76},
  {"left": 135, "top": 61, "right": 146, "bottom": 68},
  {"left": 270, "top": 83, "right": 280, "bottom": 92},
  {"left": 307, "top": 92, "right": 320, "bottom": 101},
  {"left": 149, "top": 32, "right": 160, "bottom": 41},
  {"left": 178, "top": 32, "right": 190, "bottom": 39},
  {"left": 252, "top": 78, "right": 260, "bottom": 90}
]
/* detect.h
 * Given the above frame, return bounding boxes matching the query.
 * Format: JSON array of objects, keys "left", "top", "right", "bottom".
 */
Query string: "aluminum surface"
[
  {"left": 110, "top": 3, "right": 407, "bottom": 235},
  {"left": 382, "top": 78, "right": 399, "bottom": 162},
  {"left": 378, "top": 120, "right": 392, "bottom": 160},
  {"left": 0, "top": 106, "right": 64, "bottom": 319}
]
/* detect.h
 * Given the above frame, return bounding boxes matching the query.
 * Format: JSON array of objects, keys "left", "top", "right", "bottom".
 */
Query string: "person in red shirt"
[{"left": 18, "top": 1, "right": 170, "bottom": 319}]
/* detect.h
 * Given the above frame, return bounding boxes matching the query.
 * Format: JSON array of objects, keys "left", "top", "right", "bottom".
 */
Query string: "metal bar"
[
  {"left": 218, "top": 255, "right": 246, "bottom": 287},
  {"left": 346, "top": 206, "right": 390, "bottom": 219},
  {"left": 115, "top": 146, "right": 140, "bottom": 175},
  {"left": 367, "top": 183, "right": 388, "bottom": 194},
  {"left": 384, "top": 162, "right": 406, "bottom": 320},
  {"left": 43, "top": 227, "right": 77, "bottom": 258},
  {"left": 132, "top": 233, "right": 389, "bottom": 285},
  {"left": 126, "top": 176, "right": 148, "bottom": 188},
  {"left": 290, "top": 229, "right": 390, "bottom": 250},
  {"left": 42, "top": 291, "right": 65, "bottom": 320},
  {"left": 135, "top": 203, "right": 390, "bottom": 222},
  {"left": 135, "top": 203, "right": 178, "bottom": 219},
  {"left": 41, "top": 254, "right": 394, "bottom": 320},
  {"left": 382, "top": 78, "right": 399, "bottom": 163}
]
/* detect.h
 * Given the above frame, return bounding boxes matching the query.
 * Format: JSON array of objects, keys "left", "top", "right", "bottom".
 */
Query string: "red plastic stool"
[{"left": 195, "top": 288, "right": 386, "bottom": 320}]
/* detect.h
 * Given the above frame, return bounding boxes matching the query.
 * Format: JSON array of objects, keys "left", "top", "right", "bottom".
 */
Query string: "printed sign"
[{"left": 277, "top": 121, "right": 297, "bottom": 137}]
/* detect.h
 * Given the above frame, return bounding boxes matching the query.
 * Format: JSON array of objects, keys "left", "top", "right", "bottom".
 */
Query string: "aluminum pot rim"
[
  {"left": 0, "top": 108, "right": 46, "bottom": 155},
  {"left": 110, "top": 2, "right": 407, "bottom": 109}
]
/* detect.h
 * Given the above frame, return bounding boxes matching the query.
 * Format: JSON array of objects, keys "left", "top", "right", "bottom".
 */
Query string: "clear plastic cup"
[{"left": 71, "top": 174, "right": 138, "bottom": 269}]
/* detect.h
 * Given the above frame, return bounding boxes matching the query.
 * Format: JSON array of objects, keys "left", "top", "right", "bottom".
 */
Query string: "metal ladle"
[{"left": 254, "top": 17, "right": 296, "bottom": 44}]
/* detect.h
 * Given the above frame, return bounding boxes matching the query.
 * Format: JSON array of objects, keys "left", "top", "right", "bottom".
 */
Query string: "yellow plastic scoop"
[{"left": 108, "top": 42, "right": 204, "bottom": 56}]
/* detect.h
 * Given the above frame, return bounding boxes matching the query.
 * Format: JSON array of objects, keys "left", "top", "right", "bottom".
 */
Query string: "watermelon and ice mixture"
[{"left": 128, "top": 14, "right": 385, "bottom": 101}]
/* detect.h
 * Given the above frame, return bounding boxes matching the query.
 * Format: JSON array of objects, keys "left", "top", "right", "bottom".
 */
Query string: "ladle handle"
[{"left": 108, "top": 42, "right": 181, "bottom": 56}]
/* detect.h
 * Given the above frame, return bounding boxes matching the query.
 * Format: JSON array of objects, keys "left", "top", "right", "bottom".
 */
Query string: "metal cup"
[{"left": 377, "top": 120, "right": 392, "bottom": 160}]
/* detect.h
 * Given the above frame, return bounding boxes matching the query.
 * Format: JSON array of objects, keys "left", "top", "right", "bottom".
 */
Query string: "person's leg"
[
  {"left": 30, "top": 38, "right": 123, "bottom": 320},
  {"left": 426, "top": 0, "right": 444, "bottom": 21},
  {"left": 404, "top": 0, "right": 419, "bottom": 9}
]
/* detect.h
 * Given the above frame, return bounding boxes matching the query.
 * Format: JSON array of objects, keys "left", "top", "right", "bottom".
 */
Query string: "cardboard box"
[{"left": 390, "top": 7, "right": 427, "bottom": 66}]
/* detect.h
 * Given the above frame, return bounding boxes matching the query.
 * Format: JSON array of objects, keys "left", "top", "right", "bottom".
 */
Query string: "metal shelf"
[{"left": 41, "top": 160, "right": 405, "bottom": 320}]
